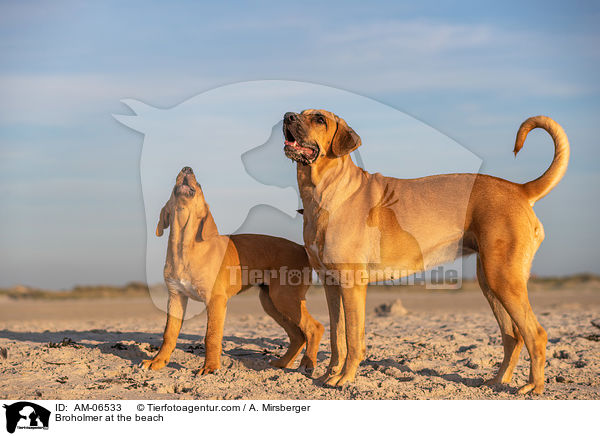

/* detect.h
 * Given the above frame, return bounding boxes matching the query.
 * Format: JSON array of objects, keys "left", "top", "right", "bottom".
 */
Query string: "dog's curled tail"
[{"left": 514, "top": 115, "right": 570, "bottom": 205}]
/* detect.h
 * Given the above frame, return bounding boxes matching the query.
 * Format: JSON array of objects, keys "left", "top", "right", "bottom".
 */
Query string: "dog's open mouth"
[
  {"left": 283, "top": 126, "right": 320, "bottom": 165},
  {"left": 175, "top": 175, "right": 196, "bottom": 197}
]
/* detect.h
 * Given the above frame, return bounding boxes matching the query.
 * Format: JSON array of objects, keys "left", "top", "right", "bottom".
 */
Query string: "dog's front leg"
[
  {"left": 141, "top": 290, "right": 188, "bottom": 370},
  {"left": 320, "top": 283, "right": 347, "bottom": 383},
  {"left": 324, "top": 282, "right": 367, "bottom": 387},
  {"left": 199, "top": 294, "right": 227, "bottom": 375}
]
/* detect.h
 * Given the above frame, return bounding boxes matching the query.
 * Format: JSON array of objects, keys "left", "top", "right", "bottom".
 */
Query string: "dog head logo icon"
[{"left": 3, "top": 402, "right": 50, "bottom": 434}]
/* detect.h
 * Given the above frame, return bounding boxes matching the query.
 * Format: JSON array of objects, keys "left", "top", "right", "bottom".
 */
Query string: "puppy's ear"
[
  {"left": 196, "top": 211, "right": 219, "bottom": 242},
  {"left": 156, "top": 205, "right": 170, "bottom": 237},
  {"left": 331, "top": 115, "right": 361, "bottom": 157}
]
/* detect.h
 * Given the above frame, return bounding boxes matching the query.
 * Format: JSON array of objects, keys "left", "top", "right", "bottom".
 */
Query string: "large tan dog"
[
  {"left": 141, "top": 166, "right": 323, "bottom": 375},
  {"left": 283, "top": 110, "right": 569, "bottom": 394}
]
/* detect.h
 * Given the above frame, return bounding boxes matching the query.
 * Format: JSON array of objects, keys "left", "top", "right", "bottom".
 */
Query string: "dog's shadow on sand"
[
  {"left": 360, "top": 357, "right": 511, "bottom": 392},
  {"left": 0, "top": 329, "right": 312, "bottom": 375},
  {"left": 1, "top": 330, "right": 508, "bottom": 390}
]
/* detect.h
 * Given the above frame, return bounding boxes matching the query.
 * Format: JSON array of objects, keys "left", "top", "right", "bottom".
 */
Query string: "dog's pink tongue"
[{"left": 284, "top": 140, "right": 297, "bottom": 147}]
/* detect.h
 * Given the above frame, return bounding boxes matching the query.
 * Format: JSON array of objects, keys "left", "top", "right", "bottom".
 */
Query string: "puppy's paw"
[
  {"left": 517, "top": 383, "right": 544, "bottom": 395},
  {"left": 482, "top": 377, "right": 502, "bottom": 387},
  {"left": 298, "top": 356, "right": 316, "bottom": 376},
  {"left": 298, "top": 364, "right": 315, "bottom": 377},
  {"left": 269, "top": 357, "right": 293, "bottom": 369},
  {"left": 140, "top": 358, "right": 167, "bottom": 371}
]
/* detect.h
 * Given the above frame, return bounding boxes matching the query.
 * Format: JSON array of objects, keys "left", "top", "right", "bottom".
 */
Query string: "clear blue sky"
[{"left": 1, "top": 0, "right": 598, "bottom": 288}]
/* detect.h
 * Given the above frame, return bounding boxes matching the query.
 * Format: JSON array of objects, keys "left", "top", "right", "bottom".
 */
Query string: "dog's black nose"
[
  {"left": 284, "top": 112, "right": 298, "bottom": 123},
  {"left": 181, "top": 166, "right": 193, "bottom": 174}
]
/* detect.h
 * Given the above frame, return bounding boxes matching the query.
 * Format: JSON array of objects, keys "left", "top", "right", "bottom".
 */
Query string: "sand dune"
[{"left": 0, "top": 286, "right": 598, "bottom": 400}]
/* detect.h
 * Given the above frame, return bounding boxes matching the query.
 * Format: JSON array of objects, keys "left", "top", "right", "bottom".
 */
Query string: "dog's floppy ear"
[
  {"left": 196, "top": 210, "right": 219, "bottom": 242},
  {"left": 331, "top": 115, "right": 361, "bottom": 157},
  {"left": 156, "top": 205, "right": 170, "bottom": 237}
]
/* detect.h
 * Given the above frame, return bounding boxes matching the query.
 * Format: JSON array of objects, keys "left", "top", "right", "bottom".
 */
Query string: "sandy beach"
[{"left": 1, "top": 284, "right": 598, "bottom": 400}]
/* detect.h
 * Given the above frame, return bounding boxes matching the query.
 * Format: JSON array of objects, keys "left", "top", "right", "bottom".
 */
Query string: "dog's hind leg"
[
  {"left": 479, "top": 243, "right": 547, "bottom": 394},
  {"left": 266, "top": 283, "right": 324, "bottom": 374},
  {"left": 476, "top": 256, "right": 524, "bottom": 385},
  {"left": 296, "top": 302, "right": 324, "bottom": 375},
  {"left": 259, "top": 285, "right": 306, "bottom": 369}
]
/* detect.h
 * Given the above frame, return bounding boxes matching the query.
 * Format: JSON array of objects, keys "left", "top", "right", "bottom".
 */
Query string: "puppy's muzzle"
[{"left": 175, "top": 166, "right": 197, "bottom": 197}]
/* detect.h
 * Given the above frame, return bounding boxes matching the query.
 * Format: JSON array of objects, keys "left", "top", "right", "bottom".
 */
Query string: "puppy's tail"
[{"left": 514, "top": 115, "right": 570, "bottom": 205}]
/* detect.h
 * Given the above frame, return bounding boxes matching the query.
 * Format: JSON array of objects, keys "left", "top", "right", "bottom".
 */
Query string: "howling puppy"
[
  {"left": 141, "top": 167, "right": 323, "bottom": 375},
  {"left": 283, "top": 110, "right": 569, "bottom": 394}
]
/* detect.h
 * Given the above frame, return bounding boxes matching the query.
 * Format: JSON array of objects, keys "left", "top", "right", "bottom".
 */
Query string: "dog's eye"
[{"left": 315, "top": 115, "right": 326, "bottom": 125}]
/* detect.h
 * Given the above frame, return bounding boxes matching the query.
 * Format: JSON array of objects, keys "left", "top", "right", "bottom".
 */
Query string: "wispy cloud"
[
  {"left": 325, "top": 20, "right": 496, "bottom": 54},
  {"left": 1, "top": 18, "right": 596, "bottom": 128},
  {"left": 311, "top": 19, "right": 596, "bottom": 96}
]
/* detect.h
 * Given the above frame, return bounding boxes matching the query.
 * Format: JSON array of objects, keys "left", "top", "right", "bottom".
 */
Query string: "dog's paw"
[
  {"left": 317, "top": 364, "right": 343, "bottom": 382},
  {"left": 298, "top": 364, "right": 315, "bottom": 377},
  {"left": 269, "top": 357, "right": 293, "bottom": 369},
  {"left": 322, "top": 365, "right": 358, "bottom": 387},
  {"left": 323, "top": 373, "right": 343, "bottom": 387},
  {"left": 482, "top": 377, "right": 502, "bottom": 387},
  {"left": 327, "top": 372, "right": 356, "bottom": 387},
  {"left": 517, "top": 383, "right": 544, "bottom": 395},
  {"left": 198, "top": 362, "right": 220, "bottom": 375},
  {"left": 298, "top": 356, "right": 316, "bottom": 376},
  {"left": 140, "top": 358, "right": 167, "bottom": 370}
]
